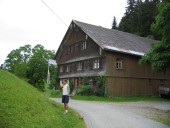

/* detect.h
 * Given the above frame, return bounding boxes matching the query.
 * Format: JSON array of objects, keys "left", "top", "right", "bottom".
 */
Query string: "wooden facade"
[
  {"left": 55, "top": 20, "right": 170, "bottom": 97},
  {"left": 105, "top": 52, "right": 170, "bottom": 96}
]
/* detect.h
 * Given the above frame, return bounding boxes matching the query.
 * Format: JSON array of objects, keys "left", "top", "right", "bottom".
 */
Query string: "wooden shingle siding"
[
  {"left": 106, "top": 51, "right": 170, "bottom": 96},
  {"left": 56, "top": 20, "right": 170, "bottom": 97}
]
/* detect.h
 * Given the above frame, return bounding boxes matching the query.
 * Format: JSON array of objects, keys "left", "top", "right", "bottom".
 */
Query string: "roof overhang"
[{"left": 103, "top": 45, "right": 145, "bottom": 56}]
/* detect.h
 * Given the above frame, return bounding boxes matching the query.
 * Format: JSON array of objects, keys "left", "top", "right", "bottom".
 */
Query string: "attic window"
[
  {"left": 68, "top": 45, "right": 74, "bottom": 54},
  {"left": 116, "top": 59, "right": 123, "bottom": 69},
  {"left": 80, "top": 41, "right": 87, "bottom": 50},
  {"left": 86, "top": 35, "right": 88, "bottom": 40}
]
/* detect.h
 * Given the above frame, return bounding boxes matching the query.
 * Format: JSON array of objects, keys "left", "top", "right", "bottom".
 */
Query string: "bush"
[
  {"left": 69, "top": 79, "right": 74, "bottom": 93},
  {"left": 96, "top": 76, "right": 106, "bottom": 97},
  {"left": 82, "top": 77, "right": 89, "bottom": 86},
  {"left": 76, "top": 85, "right": 93, "bottom": 96}
]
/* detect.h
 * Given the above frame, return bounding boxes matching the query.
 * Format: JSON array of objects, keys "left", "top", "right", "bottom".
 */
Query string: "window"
[
  {"left": 77, "top": 62, "right": 83, "bottom": 71},
  {"left": 80, "top": 41, "right": 87, "bottom": 50},
  {"left": 66, "top": 65, "right": 70, "bottom": 72},
  {"left": 60, "top": 66, "right": 63, "bottom": 73},
  {"left": 86, "top": 35, "right": 88, "bottom": 40},
  {"left": 93, "top": 59, "right": 100, "bottom": 69},
  {"left": 68, "top": 45, "right": 74, "bottom": 54},
  {"left": 116, "top": 59, "right": 123, "bottom": 69}
]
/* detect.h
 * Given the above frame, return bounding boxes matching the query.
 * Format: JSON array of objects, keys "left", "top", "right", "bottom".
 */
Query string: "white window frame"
[
  {"left": 60, "top": 66, "right": 63, "bottom": 73},
  {"left": 66, "top": 65, "right": 70, "bottom": 72},
  {"left": 77, "top": 62, "right": 83, "bottom": 71},
  {"left": 93, "top": 59, "right": 100, "bottom": 69},
  {"left": 80, "top": 41, "right": 87, "bottom": 50},
  {"left": 116, "top": 59, "right": 123, "bottom": 69},
  {"left": 86, "top": 35, "right": 88, "bottom": 40}
]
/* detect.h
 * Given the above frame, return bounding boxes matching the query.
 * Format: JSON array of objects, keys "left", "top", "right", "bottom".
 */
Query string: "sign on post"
[{"left": 46, "top": 59, "right": 57, "bottom": 97}]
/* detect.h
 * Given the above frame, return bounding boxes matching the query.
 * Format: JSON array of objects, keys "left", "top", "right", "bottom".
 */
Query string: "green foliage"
[
  {"left": 111, "top": 16, "right": 117, "bottom": 29},
  {"left": 76, "top": 76, "right": 106, "bottom": 96},
  {"left": 0, "top": 69, "right": 85, "bottom": 128},
  {"left": 96, "top": 76, "right": 106, "bottom": 97},
  {"left": 72, "top": 95, "right": 170, "bottom": 102},
  {"left": 76, "top": 85, "right": 93, "bottom": 96},
  {"left": 76, "top": 77, "right": 92, "bottom": 96},
  {"left": 50, "top": 89, "right": 62, "bottom": 98},
  {"left": 119, "top": 0, "right": 160, "bottom": 37},
  {"left": 5, "top": 44, "right": 57, "bottom": 91},
  {"left": 82, "top": 77, "right": 89, "bottom": 86},
  {"left": 147, "top": 110, "right": 170, "bottom": 126},
  {"left": 140, "top": 1, "right": 170, "bottom": 72},
  {"left": 48, "top": 66, "right": 58, "bottom": 89},
  {"left": 5, "top": 44, "right": 31, "bottom": 78},
  {"left": 69, "top": 79, "right": 74, "bottom": 93}
]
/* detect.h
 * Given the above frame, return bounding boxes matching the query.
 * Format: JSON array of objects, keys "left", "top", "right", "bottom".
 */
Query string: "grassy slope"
[{"left": 0, "top": 69, "right": 85, "bottom": 128}]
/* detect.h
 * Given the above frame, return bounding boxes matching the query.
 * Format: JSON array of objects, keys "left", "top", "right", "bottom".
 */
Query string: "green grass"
[
  {"left": 148, "top": 110, "right": 170, "bottom": 126},
  {"left": 0, "top": 69, "right": 86, "bottom": 128},
  {"left": 71, "top": 95, "right": 170, "bottom": 102},
  {"left": 48, "top": 89, "right": 62, "bottom": 98}
]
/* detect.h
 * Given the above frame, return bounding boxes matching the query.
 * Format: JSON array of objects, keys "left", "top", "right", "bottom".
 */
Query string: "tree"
[
  {"left": 26, "top": 44, "right": 56, "bottom": 91},
  {"left": 112, "top": 16, "right": 117, "bottom": 29},
  {"left": 5, "top": 45, "right": 31, "bottom": 78},
  {"left": 119, "top": 0, "right": 160, "bottom": 37},
  {"left": 119, "top": 0, "right": 136, "bottom": 33},
  {"left": 5, "top": 44, "right": 57, "bottom": 91},
  {"left": 140, "top": 0, "right": 170, "bottom": 72}
]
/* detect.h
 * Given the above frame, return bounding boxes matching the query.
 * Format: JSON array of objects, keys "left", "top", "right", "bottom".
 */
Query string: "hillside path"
[{"left": 51, "top": 98, "right": 170, "bottom": 128}]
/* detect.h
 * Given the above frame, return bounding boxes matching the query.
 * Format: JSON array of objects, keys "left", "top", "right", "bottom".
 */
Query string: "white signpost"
[{"left": 46, "top": 59, "right": 57, "bottom": 97}]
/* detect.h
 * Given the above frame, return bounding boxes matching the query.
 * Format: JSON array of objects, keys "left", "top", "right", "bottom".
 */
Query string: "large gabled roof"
[
  {"left": 55, "top": 20, "right": 158, "bottom": 61},
  {"left": 73, "top": 20, "right": 158, "bottom": 56}
]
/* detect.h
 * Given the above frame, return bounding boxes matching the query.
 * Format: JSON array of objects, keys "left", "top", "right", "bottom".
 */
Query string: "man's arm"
[{"left": 67, "top": 85, "right": 70, "bottom": 95}]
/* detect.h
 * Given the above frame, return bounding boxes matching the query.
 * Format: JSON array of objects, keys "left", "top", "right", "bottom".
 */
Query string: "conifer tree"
[{"left": 112, "top": 16, "right": 117, "bottom": 29}]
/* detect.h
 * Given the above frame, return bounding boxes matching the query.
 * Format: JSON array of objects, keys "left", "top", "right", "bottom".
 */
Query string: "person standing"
[{"left": 60, "top": 79, "right": 70, "bottom": 114}]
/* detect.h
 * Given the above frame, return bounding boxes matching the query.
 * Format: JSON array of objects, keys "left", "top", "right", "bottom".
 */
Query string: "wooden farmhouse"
[{"left": 55, "top": 20, "right": 170, "bottom": 97}]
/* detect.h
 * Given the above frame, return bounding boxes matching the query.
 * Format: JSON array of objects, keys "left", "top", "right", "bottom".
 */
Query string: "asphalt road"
[{"left": 51, "top": 98, "right": 170, "bottom": 128}]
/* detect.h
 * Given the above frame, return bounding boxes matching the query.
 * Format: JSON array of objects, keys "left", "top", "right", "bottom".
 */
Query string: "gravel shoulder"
[{"left": 51, "top": 98, "right": 170, "bottom": 128}]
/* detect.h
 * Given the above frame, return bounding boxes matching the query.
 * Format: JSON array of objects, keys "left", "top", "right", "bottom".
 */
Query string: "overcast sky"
[{"left": 0, "top": 0, "right": 127, "bottom": 65}]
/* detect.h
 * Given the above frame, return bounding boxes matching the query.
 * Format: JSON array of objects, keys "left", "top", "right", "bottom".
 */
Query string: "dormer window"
[
  {"left": 80, "top": 41, "right": 86, "bottom": 50},
  {"left": 116, "top": 59, "right": 123, "bottom": 69}
]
